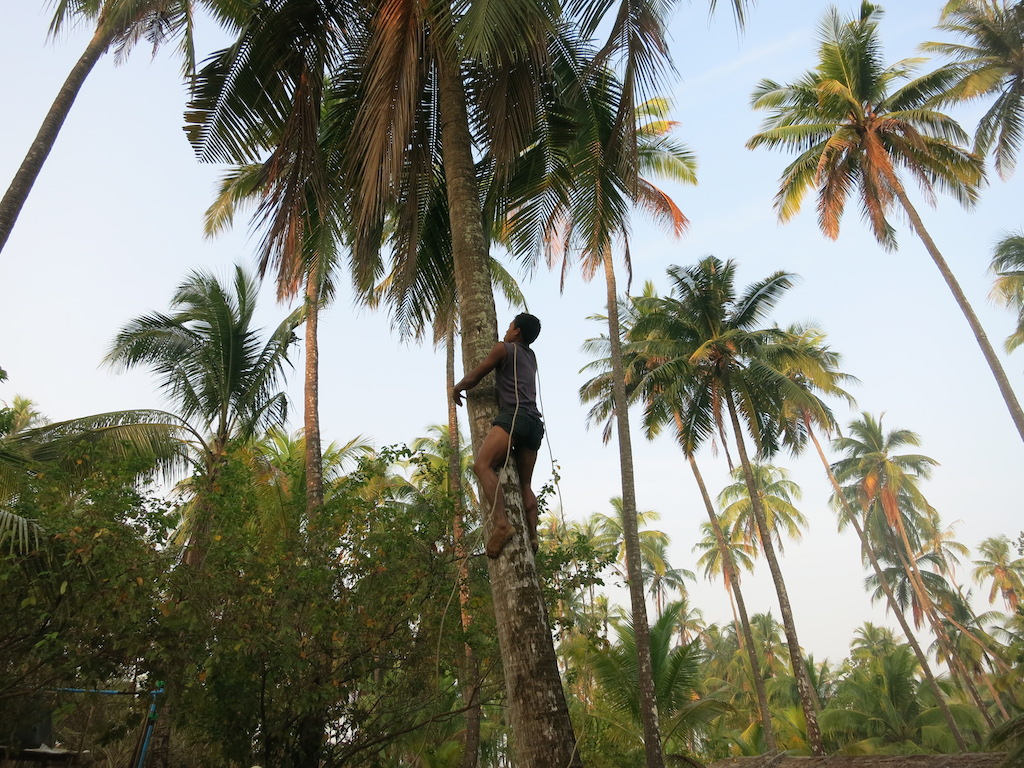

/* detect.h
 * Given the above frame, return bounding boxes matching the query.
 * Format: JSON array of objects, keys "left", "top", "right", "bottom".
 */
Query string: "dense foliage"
[{"left": 3, "top": 0, "right": 1024, "bottom": 765}]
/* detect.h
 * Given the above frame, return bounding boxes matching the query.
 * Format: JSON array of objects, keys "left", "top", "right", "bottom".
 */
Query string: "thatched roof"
[{"left": 709, "top": 755, "right": 1007, "bottom": 768}]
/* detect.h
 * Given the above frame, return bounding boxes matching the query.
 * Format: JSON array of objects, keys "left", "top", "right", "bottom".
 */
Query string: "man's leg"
[
  {"left": 514, "top": 447, "right": 539, "bottom": 552},
  {"left": 473, "top": 426, "right": 515, "bottom": 558}
]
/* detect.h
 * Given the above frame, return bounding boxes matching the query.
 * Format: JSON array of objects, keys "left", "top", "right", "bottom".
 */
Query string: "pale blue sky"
[{"left": 1, "top": 1, "right": 1021, "bottom": 662}]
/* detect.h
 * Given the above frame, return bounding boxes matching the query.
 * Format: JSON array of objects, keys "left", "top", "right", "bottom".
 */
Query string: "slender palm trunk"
[
  {"left": 602, "top": 251, "right": 665, "bottom": 768},
  {"left": 724, "top": 390, "right": 825, "bottom": 755},
  {"left": 938, "top": 608, "right": 1013, "bottom": 673},
  {"left": 434, "top": 34, "right": 581, "bottom": 768},
  {"left": 448, "top": 331, "right": 482, "bottom": 768},
  {"left": 687, "top": 452, "right": 777, "bottom": 751},
  {"left": 894, "top": 186, "right": 1024, "bottom": 444},
  {"left": 868, "top": 467, "right": 995, "bottom": 732},
  {"left": 299, "top": 270, "right": 328, "bottom": 768},
  {"left": 981, "top": 665, "right": 1011, "bottom": 721},
  {"left": 889, "top": 532, "right": 995, "bottom": 733},
  {"left": 806, "top": 423, "right": 968, "bottom": 750},
  {"left": 0, "top": 14, "right": 117, "bottom": 254},
  {"left": 304, "top": 270, "right": 324, "bottom": 512},
  {"left": 934, "top": 593, "right": 1015, "bottom": 720}
]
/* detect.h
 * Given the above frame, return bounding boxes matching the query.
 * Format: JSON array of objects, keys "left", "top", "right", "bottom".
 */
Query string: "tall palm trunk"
[
  {"left": 602, "top": 251, "right": 665, "bottom": 768},
  {"left": 806, "top": 422, "right": 968, "bottom": 750},
  {"left": 0, "top": 11, "right": 117, "bottom": 254},
  {"left": 724, "top": 390, "right": 825, "bottom": 755},
  {"left": 893, "top": 185, "right": 1024, "bottom": 444},
  {"left": 299, "top": 269, "right": 328, "bottom": 768},
  {"left": 447, "top": 331, "right": 482, "bottom": 768},
  {"left": 434, "top": 34, "right": 582, "bottom": 768},
  {"left": 686, "top": 451, "right": 776, "bottom": 751},
  {"left": 304, "top": 269, "right": 324, "bottom": 512}
]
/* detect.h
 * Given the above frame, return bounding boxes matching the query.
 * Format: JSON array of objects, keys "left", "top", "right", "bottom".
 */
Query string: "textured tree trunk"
[
  {"left": 602, "top": 251, "right": 665, "bottom": 768},
  {"left": 807, "top": 423, "right": 968, "bottom": 750},
  {"left": 894, "top": 186, "right": 1024, "bottom": 444},
  {"left": 0, "top": 13, "right": 117, "bottom": 254},
  {"left": 304, "top": 270, "right": 324, "bottom": 512},
  {"left": 448, "top": 331, "right": 482, "bottom": 768},
  {"left": 298, "top": 272, "right": 328, "bottom": 768},
  {"left": 686, "top": 452, "right": 776, "bottom": 751},
  {"left": 724, "top": 391, "right": 825, "bottom": 755},
  {"left": 435, "top": 37, "right": 582, "bottom": 768}
]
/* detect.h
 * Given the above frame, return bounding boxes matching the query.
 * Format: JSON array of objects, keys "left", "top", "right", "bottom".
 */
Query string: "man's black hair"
[{"left": 513, "top": 313, "right": 541, "bottom": 344}]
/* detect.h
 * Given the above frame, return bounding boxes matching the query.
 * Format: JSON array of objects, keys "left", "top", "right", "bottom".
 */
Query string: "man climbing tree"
[{"left": 453, "top": 313, "right": 544, "bottom": 557}]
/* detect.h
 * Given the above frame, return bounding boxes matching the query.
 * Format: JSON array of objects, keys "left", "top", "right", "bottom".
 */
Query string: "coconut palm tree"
[
  {"left": 692, "top": 520, "right": 759, "bottom": 634},
  {"left": 717, "top": 464, "right": 808, "bottom": 558},
  {"left": 989, "top": 230, "right": 1024, "bottom": 351},
  {"left": 832, "top": 413, "right": 996, "bottom": 732},
  {"left": 582, "top": 277, "right": 800, "bottom": 751},
  {"left": 577, "top": 604, "right": 729, "bottom": 762},
  {"left": 518, "top": 80, "right": 696, "bottom": 764},
  {"left": 591, "top": 499, "right": 672, "bottom": 578},
  {"left": 104, "top": 265, "right": 301, "bottom": 567},
  {"left": 974, "top": 534, "right": 1024, "bottom": 612},
  {"left": 923, "top": 0, "right": 1024, "bottom": 180},
  {"left": 693, "top": 521, "right": 757, "bottom": 587},
  {"left": 831, "top": 415, "right": 939, "bottom": 611},
  {"left": 917, "top": 507, "right": 972, "bottom": 588},
  {"left": 747, "top": 2, "right": 1024, "bottom": 446},
  {"left": 849, "top": 622, "right": 899, "bottom": 665},
  {"left": 239, "top": 425, "right": 374, "bottom": 541},
  {"left": 581, "top": 283, "right": 783, "bottom": 749},
  {"left": 206, "top": 159, "right": 344, "bottom": 515},
  {"left": 184, "top": 2, "right": 736, "bottom": 761},
  {"left": 623, "top": 257, "right": 829, "bottom": 754},
  {"left": 766, "top": 326, "right": 971, "bottom": 748},
  {"left": 191, "top": 0, "right": 376, "bottom": 520},
  {"left": 339, "top": 11, "right": 595, "bottom": 760},
  {"left": 820, "top": 643, "right": 982, "bottom": 752},
  {"left": 641, "top": 539, "right": 696, "bottom": 619}
]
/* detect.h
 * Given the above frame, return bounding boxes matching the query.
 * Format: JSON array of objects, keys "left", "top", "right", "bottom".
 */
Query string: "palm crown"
[
  {"left": 747, "top": 1, "right": 984, "bottom": 250},
  {"left": 923, "top": 0, "right": 1024, "bottom": 179},
  {"left": 105, "top": 266, "right": 301, "bottom": 456}
]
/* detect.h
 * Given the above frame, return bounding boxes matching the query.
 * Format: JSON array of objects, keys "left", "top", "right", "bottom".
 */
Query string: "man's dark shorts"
[{"left": 493, "top": 409, "right": 545, "bottom": 451}]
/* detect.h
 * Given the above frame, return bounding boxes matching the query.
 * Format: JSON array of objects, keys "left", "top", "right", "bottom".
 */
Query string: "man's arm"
[{"left": 452, "top": 342, "right": 506, "bottom": 406}]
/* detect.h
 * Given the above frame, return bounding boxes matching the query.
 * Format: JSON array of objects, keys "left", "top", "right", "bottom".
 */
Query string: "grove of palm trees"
[{"left": 2, "top": 1, "right": 1022, "bottom": 766}]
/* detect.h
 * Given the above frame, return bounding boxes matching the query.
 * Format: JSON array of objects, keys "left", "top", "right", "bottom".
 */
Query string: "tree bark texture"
[
  {"left": 304, "top": 270, "right": 325, "bottom": 512},
  {"left": 601, "top": 252, "right": 665, "bottom": 768},
  {"left": 724, "top": 391, "right": 825, "bottom": 755},
  {"left": 448, "top": 332, "right": 482, "bottom": 768},
  {"left": 299, "top": 272, "right": 328, "bottom": 767},
  {"left": 0, "top": 16, "right": 117, "bottom": 254},
  {"left": 435, "top": 38, "right": 582, "bottom": 768}
]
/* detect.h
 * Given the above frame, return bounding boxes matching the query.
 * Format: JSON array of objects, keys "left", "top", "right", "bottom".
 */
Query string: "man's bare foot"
[
  {"left": 486, "top": 524, "right": 515, "bottom": 559},
  {"left": 529, "top": 533, "right": 539, "bottom": 553}
]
